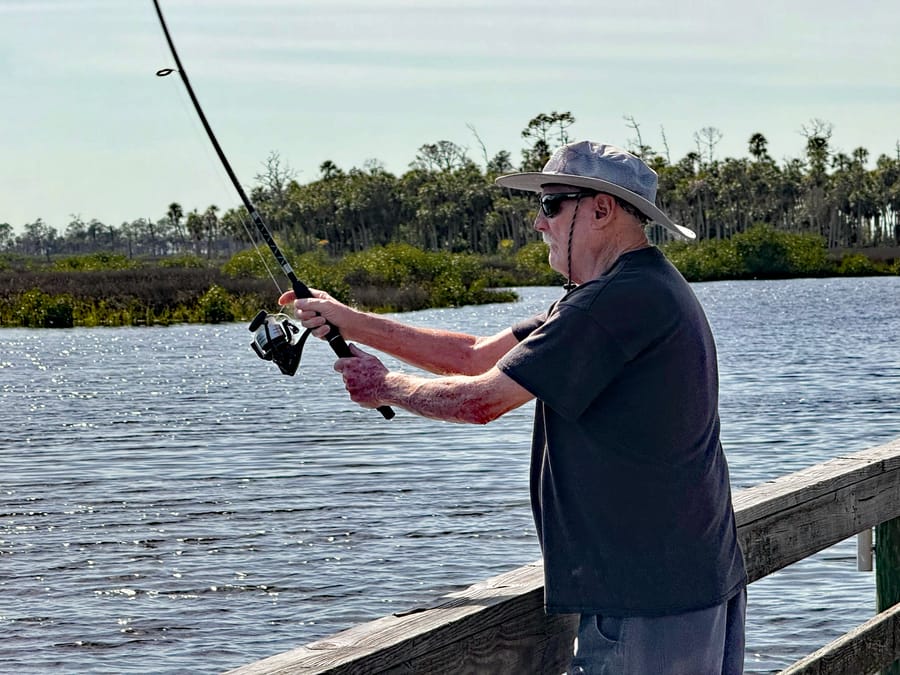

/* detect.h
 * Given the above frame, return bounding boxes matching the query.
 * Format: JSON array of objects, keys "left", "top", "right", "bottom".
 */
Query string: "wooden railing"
[{"left": 227, "top": 438, "right": 900, "bottom": 675}]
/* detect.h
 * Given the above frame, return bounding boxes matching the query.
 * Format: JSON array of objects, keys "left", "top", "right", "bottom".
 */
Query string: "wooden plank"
[
  {"left": 778, "top": 601, "right": 900, "bottom": 675},
  {"left": 734, "top": 438, "right": 900, "bottom": 526},
  {"left": 225, "top": 562, "right": 577, "bottom": 674},
  {"left": 740, "top": 463, "right": 900, "bottom": 582},
  {"left": 735, "top": 438, "right": 900, "bottom": 581},
  {"left": 227, "top": 438, "right": 900, "bottom": 675}
]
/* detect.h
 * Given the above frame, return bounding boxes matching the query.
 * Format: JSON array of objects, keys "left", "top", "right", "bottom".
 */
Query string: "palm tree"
[{"left": 748, "top": 133, "right": 770, "bottom": 162}]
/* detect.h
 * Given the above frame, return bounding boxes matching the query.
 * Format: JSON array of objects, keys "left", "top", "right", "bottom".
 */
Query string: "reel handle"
[{"left": 249, "top": 309, "right": 268, "bottom": 332}]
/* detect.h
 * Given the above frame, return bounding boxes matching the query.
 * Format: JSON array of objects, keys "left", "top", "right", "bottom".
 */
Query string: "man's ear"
[{"left": 592, "top": 194, "right": 615, "bottom": 223}]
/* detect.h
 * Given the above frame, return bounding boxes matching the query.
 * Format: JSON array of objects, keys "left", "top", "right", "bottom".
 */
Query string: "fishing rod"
[{"left": 151, "top": 0, "right": 394, "bottom": 420}]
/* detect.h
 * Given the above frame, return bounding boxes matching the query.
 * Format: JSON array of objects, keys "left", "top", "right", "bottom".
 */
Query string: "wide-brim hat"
[{"left": 496, "top": 140, "right": 696, "bottom": 240}]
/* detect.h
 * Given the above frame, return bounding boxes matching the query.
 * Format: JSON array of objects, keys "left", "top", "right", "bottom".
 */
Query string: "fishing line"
[
  {"left": 154, "top": 67, "right": 284, "bottom": 295},
  {"left": 151, "top": 0, "right": 394, "bottom": 420}
]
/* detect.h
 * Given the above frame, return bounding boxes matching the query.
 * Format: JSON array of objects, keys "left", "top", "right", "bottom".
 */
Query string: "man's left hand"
[{"left": 334, "top": 343, "right": 389, "bottom": 409}]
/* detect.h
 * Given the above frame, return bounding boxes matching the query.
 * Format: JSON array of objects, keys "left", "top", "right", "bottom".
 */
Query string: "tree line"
[{"left": 3, "top": 112, "right": 899, "bottom": 260}]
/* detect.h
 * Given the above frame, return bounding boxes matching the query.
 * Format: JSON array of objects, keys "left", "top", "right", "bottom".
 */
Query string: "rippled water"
[{"left": 1, "top": 277, "right": 899, "bottom": 674}]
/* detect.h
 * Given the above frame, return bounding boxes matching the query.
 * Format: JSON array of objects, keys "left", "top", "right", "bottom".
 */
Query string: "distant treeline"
[
  {"left": 3, "top": 112, "right": 900, "bottom": 261},
  {"left": 0, "top": 227, "right": 896, "bottom": 328}
]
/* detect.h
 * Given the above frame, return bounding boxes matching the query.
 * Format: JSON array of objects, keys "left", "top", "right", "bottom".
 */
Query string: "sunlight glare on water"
[{"left": 1, "top": 277, "right": 899, "bottom": 674}]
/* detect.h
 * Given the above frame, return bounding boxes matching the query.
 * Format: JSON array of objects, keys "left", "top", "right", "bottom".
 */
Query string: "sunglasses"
[{"left": 539, "top": 191, "right": 596, "bottom": 218}]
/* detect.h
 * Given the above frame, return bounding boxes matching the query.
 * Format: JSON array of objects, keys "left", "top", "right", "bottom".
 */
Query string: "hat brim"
[{"left": 495, "top": 171, "right": 696, "bottom": 241}]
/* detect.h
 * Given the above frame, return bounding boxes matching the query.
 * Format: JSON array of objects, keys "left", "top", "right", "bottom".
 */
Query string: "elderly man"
[{"left": 280, "top": 141, "right": 747, "bottom": 674}]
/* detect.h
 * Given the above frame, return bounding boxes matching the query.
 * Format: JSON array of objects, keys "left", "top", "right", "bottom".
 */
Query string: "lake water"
[{"left": 2, "top": 277, "right": 899, "bottom": 674}]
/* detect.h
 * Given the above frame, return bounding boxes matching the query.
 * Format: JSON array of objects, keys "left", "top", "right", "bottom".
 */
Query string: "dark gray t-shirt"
[{"left": 498, "top": 247, "right": 746, "bottom": 616}]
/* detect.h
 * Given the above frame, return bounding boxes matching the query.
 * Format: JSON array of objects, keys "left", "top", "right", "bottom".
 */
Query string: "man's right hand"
[{"left": 278, "top": 288, "right": 355, "bottom": 340}]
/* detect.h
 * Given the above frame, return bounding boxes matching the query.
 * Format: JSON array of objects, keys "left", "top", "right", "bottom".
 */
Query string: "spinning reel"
[{"left": 248, "top": 310, "right": 311, "bottom": 376}]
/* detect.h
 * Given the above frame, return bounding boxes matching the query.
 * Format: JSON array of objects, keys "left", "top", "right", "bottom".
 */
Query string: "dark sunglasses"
[{"left": 539, "top": 191, "right": 596, "bottom": 218}]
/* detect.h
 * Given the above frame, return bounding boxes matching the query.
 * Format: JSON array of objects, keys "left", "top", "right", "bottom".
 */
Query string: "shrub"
[
  {"left": 837, "top": 253, "right": 879, "bottom": 276},
  {"left": 514, "top": 242, "right": 564, "bottom": 285},
  {"left": 222, "top": 249, "right": 270, "bottom": 278},
  {"left": 663, "top": 239, "right": 740, "bottom": 282},
  {"left": 13, "top": 289, "right": 75, "bottom": 328},
  {"left": 52, "top": 252, "right": 136, "bottom": 272},
  {"left": 198, "top": 285, "right": 236, "bottom": 323},
  {"left": 158, "top": 254, "right": 208, "bottom": 269},
  {"left": 732, "top": 225, "right": 792, "bottom": 277},
  {"left": 224, "top": 247, "right": 350, "bottom": 302},
  {"left": 783, "top": 232, "right": 830, "bottom": 276},
  {"left": 664, "top": 225, "right": 831, "bottom": 281},
  {"left": 339, "top": 243, "right": 516, "bottom": 311}
]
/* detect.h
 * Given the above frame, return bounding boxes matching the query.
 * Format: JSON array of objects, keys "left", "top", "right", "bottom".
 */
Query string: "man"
[{"left": 280, "top": 141, "right": 747, "bottom": 674}]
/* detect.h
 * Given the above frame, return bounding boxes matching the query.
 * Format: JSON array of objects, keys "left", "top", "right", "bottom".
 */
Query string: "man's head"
[{"left": 496, "top": 140, "right": 695, "bottom": 241}]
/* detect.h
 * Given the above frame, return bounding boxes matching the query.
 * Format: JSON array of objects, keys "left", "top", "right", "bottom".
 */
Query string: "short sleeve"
[
  {"left": 498, "top": 304, "right": 627, "bottom": 420},
  {"left": 510, "top": 311, "right": 548, "bottom": 342}
]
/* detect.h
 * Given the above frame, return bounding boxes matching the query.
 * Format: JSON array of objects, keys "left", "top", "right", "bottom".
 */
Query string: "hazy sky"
[{"left": 2, "top": 0, "right": 898, "bottom": 233}]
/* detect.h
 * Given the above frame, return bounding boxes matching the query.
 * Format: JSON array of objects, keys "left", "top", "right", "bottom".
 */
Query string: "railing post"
[{"left": 876, "top": 516, "right": 900, "bottom": 675}]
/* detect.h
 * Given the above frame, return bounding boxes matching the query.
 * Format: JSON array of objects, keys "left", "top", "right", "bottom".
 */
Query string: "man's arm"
[
  {"left": 280, "top": 289, "right": 519, "bottom": 376},
  {"left": 336, "top": 344, "right": 534, "bottom": 424}
]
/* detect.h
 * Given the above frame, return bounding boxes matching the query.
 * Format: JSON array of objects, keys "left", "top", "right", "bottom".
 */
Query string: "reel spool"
[{"left": 248, "top": 310, "right": 311, "bottom": 376}]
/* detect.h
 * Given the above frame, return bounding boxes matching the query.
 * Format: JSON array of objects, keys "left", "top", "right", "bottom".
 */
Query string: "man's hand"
[
  {"left": 278, "top": 288, "right": 356, "bottom": 340},
  {"left": 333, "top": 343, "right": 389, "bottom": 409}
]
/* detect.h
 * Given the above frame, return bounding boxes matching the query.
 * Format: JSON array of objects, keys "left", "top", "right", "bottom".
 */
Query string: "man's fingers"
[{"left": 278, "top": 288, "right": 326, "bottom": 306}]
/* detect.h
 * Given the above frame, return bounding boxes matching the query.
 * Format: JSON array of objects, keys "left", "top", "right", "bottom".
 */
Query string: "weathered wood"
[
  {"left": 225, "top": 563, "right": 577, "bottom": 675},
  {"left": 228, "top": 438, "right": 900, "bottom": 675},
  {"left": 778, "top": 600, "right": 900, "bottom": 675},
  {"left": 877, "top": 517, "right": 900, "bottom": 675},
  {"left": 735, "top": 438, "right": 900, "bottom": 582}
]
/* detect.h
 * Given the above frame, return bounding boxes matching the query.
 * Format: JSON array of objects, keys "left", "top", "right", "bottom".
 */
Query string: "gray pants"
[{"left": 568, "top": 588, "right": 746, "bottom": 675}]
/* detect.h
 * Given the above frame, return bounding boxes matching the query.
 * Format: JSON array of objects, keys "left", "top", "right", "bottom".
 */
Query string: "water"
[{"left": 1, "top": 277, "right": 898, "bottom": 674}]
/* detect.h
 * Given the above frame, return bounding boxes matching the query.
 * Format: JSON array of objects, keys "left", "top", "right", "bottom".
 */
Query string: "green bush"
[
  {"left": 732, "top": 225, "right": 792, "bottom": 277},
  {"left": 52, "top": 252, "right": 136, "bottom": 272},
  {"left": 339, "top": 243, "right": 515, "bottom": 311},
  {"left": 292, "top": 251, "right": 351, "bottom": 301},
  {"left": 158, "top": 254, "right": 208, "bottom": 269},
  {"left": 664, "top": 225, "right": 831, "bottom": 281},
  {"left": 514, "top": 241, "right": 564, "bottom": 285},
  {"left": 837, "top": 253, "right": 879, "bottom": 276},
  {"left": 224, "top": 247, "right": 350, "bottom": 302},
  {"left": 198, "top": 285, "right": 236, "bottom": 323},
  {"left": 663, "top": 238, "right": 741, "bottom": 282},
  {"left": 222, "top": 249, "right": 270, "bottom": 278},
  {"left": 13, "top": 289, "right": 75, "bottom": 328},
  {"left": 784, "top": 232, "right": 830, "bottom": 275}
]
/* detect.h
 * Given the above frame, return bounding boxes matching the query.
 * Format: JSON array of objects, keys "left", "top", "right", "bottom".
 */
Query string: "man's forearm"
[
  {"left": 378, "top": 370, "right": 527, "bottom": 424},
  {"left": 342, "top": 311, "right": 515, "bottom": 376}
]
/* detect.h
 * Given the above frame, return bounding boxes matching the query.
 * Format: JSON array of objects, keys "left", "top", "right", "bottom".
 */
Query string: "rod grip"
[
  {"left": 290, "top": 280, "right": 394, "bottom": 420},
  {"left": 326, "top": 328, "right": 395, "bottom": 420}
]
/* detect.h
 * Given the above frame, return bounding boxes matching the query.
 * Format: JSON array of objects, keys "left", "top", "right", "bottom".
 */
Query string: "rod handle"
[{"left": 326, "top": 328, "right": 395, "bottom": 420}]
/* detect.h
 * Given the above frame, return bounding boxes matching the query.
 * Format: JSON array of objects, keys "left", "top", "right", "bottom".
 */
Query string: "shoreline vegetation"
[
  {"left": 3, "top": 111, "right": 899, "bottom": 327},
  {"left": 1, "top": 227, "right": 898, "bottom": 329}
]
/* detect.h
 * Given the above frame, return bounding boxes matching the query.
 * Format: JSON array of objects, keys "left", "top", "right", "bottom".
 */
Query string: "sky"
[{"left": 2, "top": 0, "right": 899, "bottom": 234}]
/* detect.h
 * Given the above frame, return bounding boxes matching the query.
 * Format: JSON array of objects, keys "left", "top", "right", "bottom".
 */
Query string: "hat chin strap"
[{"left": 563, "top": 200, "right": 581, "bottom": 291}]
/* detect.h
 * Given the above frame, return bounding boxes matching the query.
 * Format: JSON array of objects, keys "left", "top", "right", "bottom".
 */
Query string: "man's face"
[{"left": 533, "top": 185, "right": 594, "bottom": 276}]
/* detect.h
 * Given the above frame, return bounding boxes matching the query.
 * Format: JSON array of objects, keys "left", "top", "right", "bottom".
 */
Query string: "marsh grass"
[{"left": 0, "top": 244, "right": 542, "bottom": 328}]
